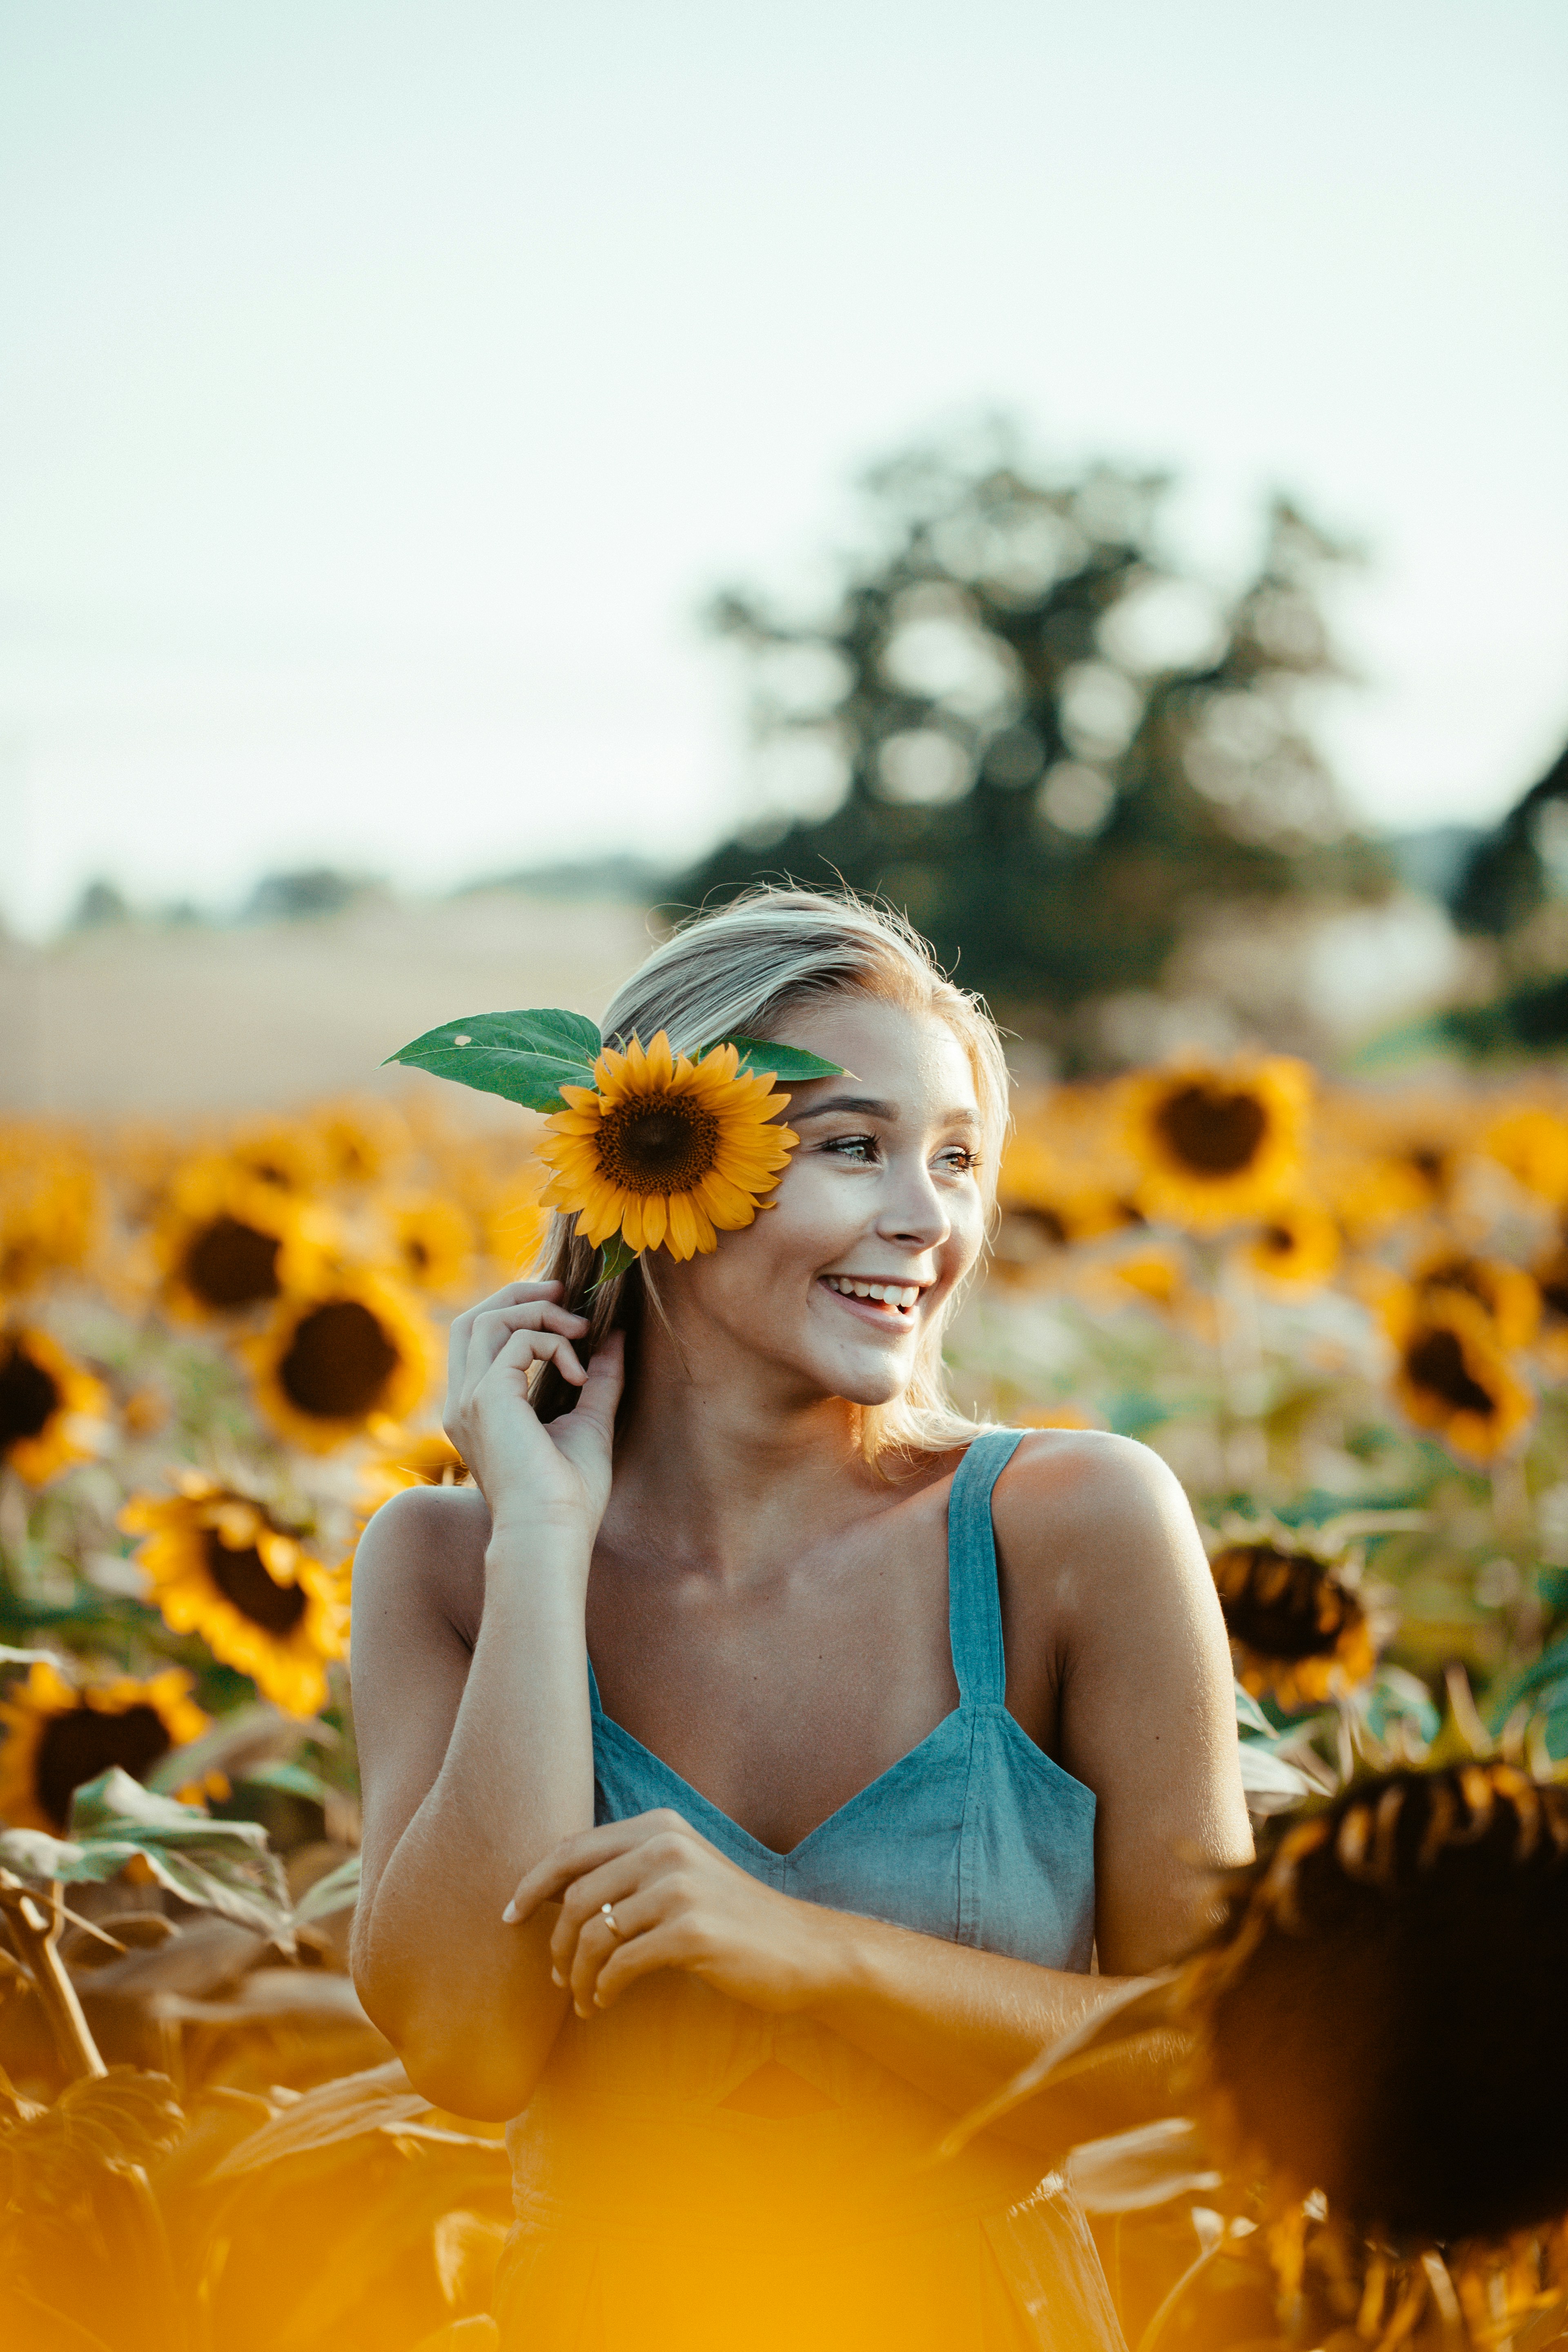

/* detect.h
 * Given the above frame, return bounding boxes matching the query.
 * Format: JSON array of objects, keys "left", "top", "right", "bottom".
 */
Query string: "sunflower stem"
[{"left": 0, "top": 1870, "right": 108, "bottom": 2080}]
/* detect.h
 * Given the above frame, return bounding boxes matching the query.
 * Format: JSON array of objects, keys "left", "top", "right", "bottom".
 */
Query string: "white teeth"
[{"left": 825, "top": 1276, "right": 921, "bottom": 1310}]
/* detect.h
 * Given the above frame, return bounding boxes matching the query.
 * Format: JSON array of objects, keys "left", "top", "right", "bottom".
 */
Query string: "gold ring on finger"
[{"left": 600, "top": 1901, "right": 622, "bottom": 1940}]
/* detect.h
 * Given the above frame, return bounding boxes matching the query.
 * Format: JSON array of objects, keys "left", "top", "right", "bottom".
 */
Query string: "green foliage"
[
  {"left": 0, "top": 1768, "right": 292, "bottom": 1943},
  {"left": 708, "top": 1036, "right": 846, "bottom": 1083},
  {"left": 682, "top": 431, "right": 1391, "bottom": 1040},
  {"left": 383, "top": 1009, "right": 600, "bottom": 1112}
]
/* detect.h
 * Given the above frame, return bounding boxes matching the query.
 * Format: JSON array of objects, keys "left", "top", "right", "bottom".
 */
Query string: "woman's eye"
[
  {"left": 937, "top": 1147, "right": 980, "bottom": 1175},
  {"left": 823, "top": 1134, "right": 879, "bottom": 1162}
]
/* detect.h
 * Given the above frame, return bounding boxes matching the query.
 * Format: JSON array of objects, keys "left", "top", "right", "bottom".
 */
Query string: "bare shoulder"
[
  {"left": 351, "top": 1481, "right": 492, "bottom": 1649},
  {"left": 990, "top": 1427, "right": 1209, "bottom": 1623}
]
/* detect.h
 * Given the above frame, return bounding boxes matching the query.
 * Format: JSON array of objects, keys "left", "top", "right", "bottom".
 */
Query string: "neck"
[{"left": 604, "top": 1317, "right": 883, "bottom": 1585}]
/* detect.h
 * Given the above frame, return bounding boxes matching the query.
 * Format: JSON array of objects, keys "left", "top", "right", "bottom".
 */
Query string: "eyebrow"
[{"left": 791, "top": 1093, "right": 980, "bottom": 1127}]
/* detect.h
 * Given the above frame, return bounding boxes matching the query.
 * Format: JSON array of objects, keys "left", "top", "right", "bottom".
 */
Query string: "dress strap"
[{"left": 946, "top": 1427, "right": 1025, "bottom": 1706}]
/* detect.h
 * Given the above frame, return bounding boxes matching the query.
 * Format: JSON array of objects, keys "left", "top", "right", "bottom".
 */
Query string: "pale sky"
[{"left": 2, "top": 0, "right": 1566, "bottom": 935}]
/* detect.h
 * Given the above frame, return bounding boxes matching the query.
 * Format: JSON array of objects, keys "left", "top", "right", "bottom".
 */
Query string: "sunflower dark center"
[
  {"left": 35, "top": 1703, "right": 173, "bottom": 1832},
  {"left": 1154, "top": 1085, "right": 1267, "bottom": 1176},
  {"left": 596, "top": 1094, "right": 720, "bottom": 1195},
  {"left": 203, "top": 1528, "right": 309, "bottom": 1636},
  {"left": 1406, "top": 1329, "right": 1495, "bottom": 1418},
  {"left": 278, "top": 1300, "right": 399, "bottom": 1419},
  {"left": 405, "top": 1236, "right": 430, "bottom": 1270},
  {"left": 1214, "top": 1545, "right": 1356, "bottom": 1661},
  {"left": 183, "top": 1215, "right": 282, "bottom": 1309},
  {"left": 0, "top": 1340, "right": 61, "bottom": 1450},
  {"left": 1539, "top": 1248, "right": 1568, "bottom": 1320},
  {"left": 1261, "top": 1225, "right": 1295, "bottom": 1256},
  {"left": 1420, "top": 1257, "right": 1493, "bottom": 1314}
]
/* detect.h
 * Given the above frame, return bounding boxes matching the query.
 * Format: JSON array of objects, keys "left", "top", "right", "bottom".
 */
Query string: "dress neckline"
[{"left": 584, "top": 1428, "right": 1025, "bottom": 1860}]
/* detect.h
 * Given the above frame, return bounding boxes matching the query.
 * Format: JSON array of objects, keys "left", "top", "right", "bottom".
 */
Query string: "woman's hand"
[
  {"left": 502, "top": 1810, "right": 836, "bottom": 2018},
  {"left": 443, "top": 1279, "right": 624, "bottom": 1541}
]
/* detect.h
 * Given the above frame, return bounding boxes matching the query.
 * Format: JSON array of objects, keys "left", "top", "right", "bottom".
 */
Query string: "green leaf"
[
  {"left": 294, "top": 1850, "right": 362, "bottom": 1925},
  {"left": 591, "top": 1233, "right": 639, "bottom": 1289},
  {"left": 706, "top": 1033, "right": 846, "bottom": 1085},
  {"left": 235, "top": 1758, "right": 336, "bottom": 1805},
  {"left": 53, "top": 1768, "right": 294, "bottom": 1942},
  {"left": 0, "top": 1824, "right": 84, "bottom": 1879},
  {"left": 383, "top": 1008, "right": 600, "bottom": 1112}
]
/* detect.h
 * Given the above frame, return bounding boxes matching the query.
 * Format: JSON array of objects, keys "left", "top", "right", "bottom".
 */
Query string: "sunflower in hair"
[
  {"left": 1383, "top": 1285, "right": 1534, "bottom": 1465},
  {"left": 538, "top": 1033, "right": 797, "bottom": 1262},
  {"left": 244, "top": 1268, "right": 433, "bottom": 1452},
  {"left": 154, "top": 1158, "right": 331, "bottom": 1321},
  {"left": 1120, "top": 1057, "right": 1310, "bottom": 1230},
  {"left": 0, "top": 1324, "right": 107, "bottom": 1486},
  {"left": 0, "top": 1657, "right": 209, "bottom": 1832}
]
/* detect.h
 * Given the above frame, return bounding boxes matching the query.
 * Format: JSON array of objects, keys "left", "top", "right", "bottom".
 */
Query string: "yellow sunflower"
[
  {"left": 0, "top": 1324, "right": 107, "bottom": 1486},
  {"left": 154, "top": 1158, "right": 331, "bottom": 1321},
  {"left": 0, "top": 1127, "right": 96, "bottom": 1296},
  {"left": 244, "top": 1268, "right": 434, "bottom": 1452},
  {"left": 120, "top": 1474, "right": 348, "bottom": 1717},
  {"left": 1120, "top": 1056, "right": 1310, "bottom": 1230},
  {"left": 481, "top": 1168, "right": 552, "bottom": 1278},
  {"left": 538, "top": 1032, "right": 797, "bottom": 1262},
  {"left": 994, "top": 1127, "right": 1131, "bottom": 1271},
  {"left": 1383, "top": 1287, "right": 1535, "bottom": 1465},
  {"left": 1240, "top": 1194, "right": 1341, "bottom": 1292},
  {"left": 222, "top": 1116, "right": 330, "bottom": 1194},
  {"left": 1409, "top": 1245, "right": 1541, "bottom": 1352},
  {"left": 1482, "top": 1105, "right": 1568, "bottom": 1206},
  {"left": 383, "top": 1192, "right": 474, "bottom": 1292},
  {"left": 1210, "top": 1539, "right": 1376, "bottom": 1710},
  {"left": 310, "top": 1097, "right": 411, "bottom": 1187},
  {"left": 0, "top": 1658, "right": 209, "bottom": 1833}
]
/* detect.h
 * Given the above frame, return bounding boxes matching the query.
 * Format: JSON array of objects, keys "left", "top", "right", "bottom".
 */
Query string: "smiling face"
[{"left": 641, "top": 991, "right": 989, "bottom": 1415}]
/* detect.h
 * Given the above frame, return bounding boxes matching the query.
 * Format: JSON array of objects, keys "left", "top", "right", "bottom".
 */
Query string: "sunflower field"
[{"left": 5, "top": 1060, "right": 1568, "bottom": 2352}]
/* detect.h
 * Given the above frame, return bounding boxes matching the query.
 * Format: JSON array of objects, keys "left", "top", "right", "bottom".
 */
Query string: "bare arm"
[
  {"left": 348, "top": 1281, "right": 624, "bottom": 2119},
  {"left": 510, "top": 1433, "right": 1251, "bottom": 2147}
]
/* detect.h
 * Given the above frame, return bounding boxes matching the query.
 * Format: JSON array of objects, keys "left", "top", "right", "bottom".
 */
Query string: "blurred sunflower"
[
  {"left": 481, "top": 1173, "right": 553, "bottom": 1278},
  {"left": 1210, "top": 1537, "right": 1376, "bottom": 1709},
  {"left": 539, "top": 1033, "right": 797, "bottom": 1261},
  {"left": 0, "top": 1658, "right": 208, "bottom": 1832},
  {"left": 1482, "top": 1104, "right": 1568, "bottom": 1207},
  {"left": 1410, "top": 1245, "right": 1541, "bottom": 1351},
  {"left": 383, "top": 1192, "right": 473, "bottom": 1292},
  {"left": 244, "top": 1270, "right": 433, "bottom": 1452},
  {"left": 0, "top": 1324, "right": 107, "bottom": 1486},
  {"left": 1120, "top": 1057, "right": 1310, "bottom": 1230},
  {"left": 1182, "top": 1762, "right": 1568, "bottom": 2241},
  {"left": 1240, "top": 1195, "right": 1340, "bottom": 1292},
  {"left": 310, "top": 1097, "right": 410, "bottom": 1187},
  {"left": 0, "top": 1128, "right": 96, "bottom": 1295},
  {"left": 154, "top": 1159, "right": 329, "bottom": 1321},
  {"left": 120, "top": 1474, "right": 347, "bottom": 1716},
  {"left": 994, "top": 1127, "right": 1131, "bottom": 1272},
  {"left": 1383, "top": 1286, "right": 1535, "bottom": 1465},
  {"left": 222, "top": 1115, "right": 334, "bottom": 1194}
]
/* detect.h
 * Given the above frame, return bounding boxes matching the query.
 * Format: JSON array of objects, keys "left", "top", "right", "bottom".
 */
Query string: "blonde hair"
[{"left": 529, "top": 886, "right": 1008, "bottom": 1469}]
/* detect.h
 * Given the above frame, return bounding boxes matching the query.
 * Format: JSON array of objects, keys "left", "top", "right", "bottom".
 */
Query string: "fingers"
[
  {"left": 591, "top": 1919, "right": 698, "bottom": 2011},
  {"left": 564, "top": 1329, "right": 625, "bottom": 1438},
  {"left": 465, "top": 1299, "right": 588, "bottom": 1387},
  {"left": 502, "top": 1811, "right": 692, "bottom": 1924}
]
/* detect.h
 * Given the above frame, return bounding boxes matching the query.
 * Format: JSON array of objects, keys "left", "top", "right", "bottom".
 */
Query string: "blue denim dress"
[{"left": 497, "top": 1430, "right": 1123, "bottom": 2352}]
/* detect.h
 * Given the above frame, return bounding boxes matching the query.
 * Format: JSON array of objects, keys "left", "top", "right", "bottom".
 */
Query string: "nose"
[{"left": 875, "top": 1154, "right": 951, "bottom": 1255}]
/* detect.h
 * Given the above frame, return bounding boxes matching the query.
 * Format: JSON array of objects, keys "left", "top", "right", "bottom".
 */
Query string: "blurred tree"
[
  {"left": 70, "top": 878, "right": 132, "bottom": 929},
  {"left": 1451, "top": 737, "right": 1568, "bottom": 940},
  {"left": 679, "top": 433, "right": 1391, "bottom": 1045}
]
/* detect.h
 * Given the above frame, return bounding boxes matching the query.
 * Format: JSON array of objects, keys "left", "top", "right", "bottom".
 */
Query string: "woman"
[{"left": 350, "top": 889, "right": 1251, "bottom": 2352}]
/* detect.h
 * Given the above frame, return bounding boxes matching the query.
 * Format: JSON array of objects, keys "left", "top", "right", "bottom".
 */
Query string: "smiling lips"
[{"left": 820, "top": 1274, "right": 924, "bottom": 1314}]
